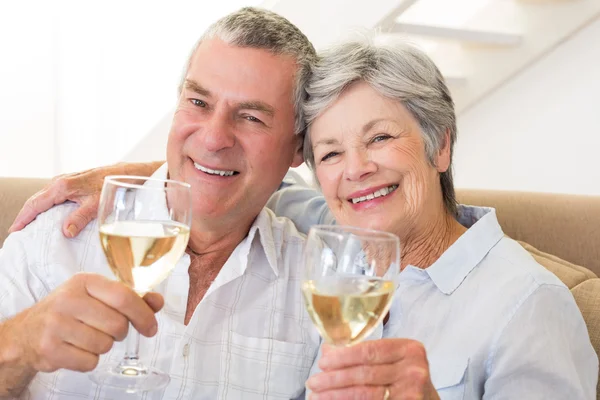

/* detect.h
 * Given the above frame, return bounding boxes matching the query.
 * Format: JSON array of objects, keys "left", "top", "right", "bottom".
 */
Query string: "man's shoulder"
[
  {"left": 18, "top": 202, "right": 97, "bottom": 242},
  {"left": 15, "top": 203, "right": 104, "bottom": 279},
  {"left": 0, "top": 203, "right": 106, "bottom": 297},
  {"left": 19, "top": 201, "right": 73, "bottom": 229}
]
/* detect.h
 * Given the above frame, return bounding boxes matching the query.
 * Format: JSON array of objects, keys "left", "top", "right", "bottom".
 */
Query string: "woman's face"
[{"left": 310, "top": 81, "right": 450, "bottom": 237}]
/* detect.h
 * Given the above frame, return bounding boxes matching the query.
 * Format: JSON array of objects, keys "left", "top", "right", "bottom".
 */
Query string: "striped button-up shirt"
[{"left": 0, "top": 165, "right": 320, "bottom": 399}]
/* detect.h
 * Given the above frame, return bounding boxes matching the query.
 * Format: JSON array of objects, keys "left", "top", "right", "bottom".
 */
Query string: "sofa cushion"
[
  {"left": 519, "top": 241, "right": 597, "bottom": 289},
  {"left": 0, "top": 178, "right": 50, "bottom": 247},
  {"left": 571, "top": 278, "right": 600, "bottom": 399}
]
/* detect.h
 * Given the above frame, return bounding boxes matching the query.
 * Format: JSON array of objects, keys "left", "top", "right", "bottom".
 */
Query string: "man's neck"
[
  {"left": 182, "top": 212, "right": 259, "bottom": 325},
  {"left": 187, "top": 211, "right": 257, "bottom": 257}
]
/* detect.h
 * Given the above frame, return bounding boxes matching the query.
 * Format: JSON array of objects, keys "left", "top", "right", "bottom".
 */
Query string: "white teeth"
[
  {"left": 194, "top": 162, "right": 236, "bottom": 177},
  {"left": 350, "top": 185, "right": 398, "bottom": 204}
]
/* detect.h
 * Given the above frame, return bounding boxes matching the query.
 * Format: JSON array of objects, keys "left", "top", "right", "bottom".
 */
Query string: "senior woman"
[
  {"left": 273, "top": 38, "right": 598, "bottom": 400},
  {"left": 9, "top": 38, "right": 598, "bottom": 399}
]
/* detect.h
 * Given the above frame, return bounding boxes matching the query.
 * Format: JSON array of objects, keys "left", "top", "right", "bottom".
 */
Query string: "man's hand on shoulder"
[{"left": 8, "top": 161, "right": 164, "bottom": 238}]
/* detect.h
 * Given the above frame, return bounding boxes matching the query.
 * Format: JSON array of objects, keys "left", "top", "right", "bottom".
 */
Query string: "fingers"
[
  {"left": 307, "top": 363, "right": 399, "bottom": 391},
  {"left": 319, "top": 339, "right": 419, "bottom": 370},
  {"left": 31, "top": 312, "right": 102, "bottom": 373},
  {"left": 58, "top": 317, "right": 115, "bottom": 356},
  {"left": 308, "top": 363, "right": 430, "bottom": 394},
  {"left": 37, "top": 341, "right": 100, "bottom": 373},
  {"left": 80, "top": 274, "right": 158, "bottom": 337},
  {"left": 309, "top": 340, "right": 433, "bottom": 399},
  {"left": 66, "top": 294, "right": 130, "bottom": 341},
  {"left": 143, "top": 292, "right": 165, "bottom": 314},
  {"left": 62, "top": 200, "right": 99, "bottom": 238},
  {"left": 8, "top": 170, "right": 102, "bottom": 236},
  {"left": 392, "top": 365, "right": 431, "bottom": 399},
  {"left": 310, "top": 385, "right": 389, "bottom": 400},
  {"left": 8, "top": 190, "right": 59, "bottom": 233},
  {"left": 11, "top": 274, "right": 161, "bottom": 375},
  {"left": 8, "top": 174, "right": 76, "bottom": 233}
]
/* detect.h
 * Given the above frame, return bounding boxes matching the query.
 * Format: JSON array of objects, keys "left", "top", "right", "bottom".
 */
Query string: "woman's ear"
[{"left": 435, "top": 128, "right": 451, "bottom": 173}]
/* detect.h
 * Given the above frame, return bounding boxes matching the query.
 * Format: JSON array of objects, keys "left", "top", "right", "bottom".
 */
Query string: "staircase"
[{"left": 268, "top": 0, "right": 600, "bottom": 114}]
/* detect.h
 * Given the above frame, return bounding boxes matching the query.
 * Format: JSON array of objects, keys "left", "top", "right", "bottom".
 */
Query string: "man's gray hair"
[
  {"left": 179, "top": 7, "right": 317, "bottom": 135},
  {"left": 303, "top": 36, "right": 458, "bottom": 215}
]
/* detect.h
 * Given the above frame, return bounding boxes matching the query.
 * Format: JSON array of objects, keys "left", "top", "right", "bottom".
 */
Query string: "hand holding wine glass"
[
  {"left": 0, "top": 273, "right": 163, "bottom": 382},
  {"left": 89, "top": 175, "right": 191, "bottom": 392},
  {"left": 302, "top": 225, "right": 400, "bottom": 347},
  {"left": 303, "top": 226, "right": 439, "bottom": 400}
]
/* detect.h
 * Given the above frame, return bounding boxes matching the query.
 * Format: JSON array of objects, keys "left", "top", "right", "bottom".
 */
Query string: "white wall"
[
  {"left": 453, "top": 16, "right": 600, "bottom": 195},
  {"left": 128, "top": 15, "right": 600, "bottom": 193},
  {"left": 0, "top": 0, "right": 259, "bottom": 178},
  {"left": 0, "top": 2, "right": 56, "bottom": 177}
]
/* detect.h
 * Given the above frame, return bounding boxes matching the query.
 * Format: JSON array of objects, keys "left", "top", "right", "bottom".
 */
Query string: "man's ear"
[
  {"left": 435, "top": 128, "right": 451, "bottom": 173},
  {"left": 290, "top": 135, "right": 305, "bottom": 168}
]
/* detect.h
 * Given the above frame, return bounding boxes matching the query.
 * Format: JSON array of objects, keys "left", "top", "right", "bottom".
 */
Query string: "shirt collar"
[
  {"left": 421, "top": 205, "right": 505, "bottom": 295},
  {"left": 125, "top": 163, "right": 171, "bottom": 222},
  {"left": 152, "top": 162, "right": 170, "bottom": 179},
  {"left": 237, "top": 209, "right": 280, "bottom": 277},
  {"left": 154, "top": 163, "right": 279, "bottom": 278}
]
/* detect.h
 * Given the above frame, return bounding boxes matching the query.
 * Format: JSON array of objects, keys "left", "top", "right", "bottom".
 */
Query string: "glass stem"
[{"left": 121, "top": 323, "right": 141, "bottom": 366}]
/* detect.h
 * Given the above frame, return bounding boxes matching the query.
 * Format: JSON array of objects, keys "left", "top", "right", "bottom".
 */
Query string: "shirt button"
[{"left": 182, "top": 343, "right": 190, "bottom": 357}]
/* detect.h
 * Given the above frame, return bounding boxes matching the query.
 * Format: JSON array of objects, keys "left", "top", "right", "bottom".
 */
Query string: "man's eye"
[
  {"left": 321, "top": 152, "right": 339, "bottom": 162},
  {"left": 190, "top": 99, "right": 207, "bottom": 107},
  {"left": 244, "top": 115, "right": 262, "bottom": 123}
]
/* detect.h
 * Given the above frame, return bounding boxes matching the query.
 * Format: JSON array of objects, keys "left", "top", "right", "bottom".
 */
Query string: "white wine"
[
  {"left": 100, "top": 220, "right": 190, "bottom": 295},
  {"left": 302, "top": 277, "right": 395, "bottom": 346}
]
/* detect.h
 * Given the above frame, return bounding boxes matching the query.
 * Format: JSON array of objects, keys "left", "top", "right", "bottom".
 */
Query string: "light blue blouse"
[{"left": 268, "top": 171, "right": 598, "bottom": 400}]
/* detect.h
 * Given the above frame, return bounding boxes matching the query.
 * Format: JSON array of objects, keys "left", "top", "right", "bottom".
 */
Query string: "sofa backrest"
[
  {"left": 0, "top": 177, "right": 50, "bottom": 246},
  {"left": 2, "top": 181, "right": 600, "bottom": 276},
  {"left": 457, "top": 189, "right": 600, "bottom": 278}
]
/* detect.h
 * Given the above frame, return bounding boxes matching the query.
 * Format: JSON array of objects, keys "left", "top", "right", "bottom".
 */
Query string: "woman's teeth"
[
  {"left": 350, "top": 185, "right": 398, "bottom": 204},
  {"left": 194, "top": 162, "right": 236, "bottom": 177}
]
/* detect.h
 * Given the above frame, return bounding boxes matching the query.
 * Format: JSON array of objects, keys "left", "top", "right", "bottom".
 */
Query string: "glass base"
[{"left": 89, "top": 361, "right": 170, "bottom": 393}]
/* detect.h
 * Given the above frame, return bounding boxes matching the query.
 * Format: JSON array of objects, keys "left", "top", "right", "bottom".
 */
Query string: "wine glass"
[
  {"left": 89, "top": 175, "right": 191, "bottom": 392},
  {"left": 302, "top": 225, "right": 400, "bottom": 347}
]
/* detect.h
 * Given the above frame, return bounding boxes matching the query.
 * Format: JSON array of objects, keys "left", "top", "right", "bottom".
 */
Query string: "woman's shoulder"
[{"left": 480, "top": 236, "right": 567, "bottom": 290}]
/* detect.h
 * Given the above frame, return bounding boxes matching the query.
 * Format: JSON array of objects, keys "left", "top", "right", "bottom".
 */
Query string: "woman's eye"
[
  {"left": 371, "top": 134, "right": 392, "bottom": 143},
  {"left": 190, "top": 99, "right": 207, "bottom": 107},
  {"left": 321, "top": 152, "right": 339, "bottom": 162}
]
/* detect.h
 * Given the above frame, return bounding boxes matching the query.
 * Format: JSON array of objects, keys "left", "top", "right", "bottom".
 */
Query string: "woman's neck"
[{"left": 400, "top": 210, "right": 467, "bottom": 270}]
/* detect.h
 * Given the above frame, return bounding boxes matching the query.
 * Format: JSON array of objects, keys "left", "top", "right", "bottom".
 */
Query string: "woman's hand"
[
  {"left": 307, "top": 339, "right": 440, "bottom": 400},
  {"left": 8, "top": 161, "right": 163, "bottom": 237}
]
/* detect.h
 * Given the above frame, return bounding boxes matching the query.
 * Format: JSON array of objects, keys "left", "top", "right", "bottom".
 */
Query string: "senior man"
[{"left": 0, "top": 7, "right": 320, "bottom": 399}]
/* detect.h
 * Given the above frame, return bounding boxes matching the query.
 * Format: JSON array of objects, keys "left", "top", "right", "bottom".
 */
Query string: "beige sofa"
[{"left": 1, "top": 178, "right": 599, "bottom": 397}]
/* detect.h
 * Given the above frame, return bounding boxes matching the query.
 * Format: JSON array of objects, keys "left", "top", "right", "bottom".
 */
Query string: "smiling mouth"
[
  {"left": 194, "top": 162, "right": 239, "bottom": 177},
  {"left": 349, "top": 185, "right": 398, "bottom": 204}
]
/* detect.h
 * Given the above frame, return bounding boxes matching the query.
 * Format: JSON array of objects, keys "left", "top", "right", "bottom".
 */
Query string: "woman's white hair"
[{"left": 303, "top": 35, "right": 458, "bottom": 215}]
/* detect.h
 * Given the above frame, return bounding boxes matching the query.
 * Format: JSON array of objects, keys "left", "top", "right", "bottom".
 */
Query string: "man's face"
[{"left": 167, "top": 38, "right": 303, "bottom": 227}]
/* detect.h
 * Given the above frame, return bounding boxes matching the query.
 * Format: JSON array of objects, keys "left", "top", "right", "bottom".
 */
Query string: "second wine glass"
[{"left": 302, "top": 225, "right": 400, "bottom": 347}]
